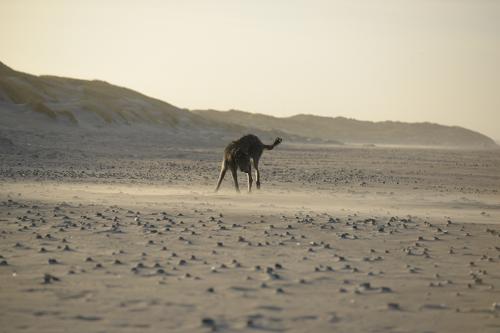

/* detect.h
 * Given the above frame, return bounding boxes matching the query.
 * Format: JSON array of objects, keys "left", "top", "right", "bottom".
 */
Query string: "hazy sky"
[{"left": 1, "top": 0, "right": 499, "bottom": 139}]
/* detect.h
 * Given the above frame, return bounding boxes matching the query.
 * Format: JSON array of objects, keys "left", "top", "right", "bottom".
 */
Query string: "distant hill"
[
  {"left": 0, "top": 61, "right": 208, "bottom": 128},
  {"left": 193, "top": 110, "right": 497, "bottom": 148},
  {"left": 0, "top": 61, "right": 304, "bottom": 151},
  {"left": 0, "top": 61, "right": 496, "bottom": 149}
]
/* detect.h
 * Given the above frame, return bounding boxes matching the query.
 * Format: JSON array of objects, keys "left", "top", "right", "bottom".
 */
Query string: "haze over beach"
[{"left": 1, "top": 1, "right": 500, "bottom": 333}]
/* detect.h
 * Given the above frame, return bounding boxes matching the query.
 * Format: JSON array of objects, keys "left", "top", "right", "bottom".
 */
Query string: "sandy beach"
[
  {"left": 1, "top": 145, "right": 499, "bottom": 332},
  {"left": 2, "top": 1, "right": 500, "bottom": 331}
]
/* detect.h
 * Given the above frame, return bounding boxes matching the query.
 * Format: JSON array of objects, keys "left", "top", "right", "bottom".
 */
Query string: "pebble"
[
  {"left": 43, "top": 273, "right": 60, "bottom": 284},
  {"left": 387, "top": 303, "right": 400, "bottom": 310},
  {"left": 201, "top": 317, "right": 216, "bottom": 330}
]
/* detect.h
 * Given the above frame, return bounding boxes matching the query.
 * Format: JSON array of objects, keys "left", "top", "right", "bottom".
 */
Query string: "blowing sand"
[{"left": 1, "top": 145, "right": 499, "bottom": 332}]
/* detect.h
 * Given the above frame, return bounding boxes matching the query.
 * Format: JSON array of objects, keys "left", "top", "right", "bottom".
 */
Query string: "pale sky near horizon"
[{"left": 1, "top": 0, "right": 499, "bottom": 139}]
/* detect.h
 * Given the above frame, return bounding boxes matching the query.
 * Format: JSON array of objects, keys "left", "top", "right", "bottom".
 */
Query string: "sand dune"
[
  {"left": 1, "top": 61, "right": 497, "bottom": 148},
  {"left": 193, "top": 109, "right": 497, "bottom": 148}
]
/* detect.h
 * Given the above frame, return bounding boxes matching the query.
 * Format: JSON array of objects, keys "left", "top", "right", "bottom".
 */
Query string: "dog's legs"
[{"left": 215, "top": 160, "right": 227, "bottom": 192}]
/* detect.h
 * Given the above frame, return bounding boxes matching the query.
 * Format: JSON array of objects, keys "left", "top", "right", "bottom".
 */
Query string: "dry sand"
[{"left": 1, "top": 145, "right": 500, "bottom": 332}]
